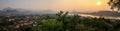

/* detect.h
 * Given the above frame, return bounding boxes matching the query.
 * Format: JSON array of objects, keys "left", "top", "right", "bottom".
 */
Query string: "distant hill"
[
  {"left": 0, "top": 7, "right": 56, "bottom": 16},
  {"left": 79, "top": 11, "right": 120, "bottom": 17}
]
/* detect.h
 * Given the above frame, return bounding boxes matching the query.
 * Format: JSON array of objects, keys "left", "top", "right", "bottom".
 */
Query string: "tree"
[
  {"left": 108, "top": 0, "right": 120, "bottom": 12},
  {"left": 40, "top": 19, "right": 63, "bottom": 31}
]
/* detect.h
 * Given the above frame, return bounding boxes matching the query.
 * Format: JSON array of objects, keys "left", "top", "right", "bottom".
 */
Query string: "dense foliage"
[
  {"left": 0, "top": 11, "right": 120, "bottom": 31},
  {"left": 108, "top": 0, "right": 120, "bottom": 11}
]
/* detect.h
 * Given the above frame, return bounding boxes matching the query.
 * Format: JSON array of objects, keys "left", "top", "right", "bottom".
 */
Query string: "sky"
[{"left": 0, "top": 0, "right": 110, "bottom": 12}]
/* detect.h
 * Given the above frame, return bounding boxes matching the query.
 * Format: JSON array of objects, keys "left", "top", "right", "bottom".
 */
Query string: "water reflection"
[{"left": 78, "top": 14, "right": 120, "bottom": 19}]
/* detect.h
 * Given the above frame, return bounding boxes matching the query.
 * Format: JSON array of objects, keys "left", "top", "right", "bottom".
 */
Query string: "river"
[{"left": 78, "top": 14, "right": 120, "bottom": 20}]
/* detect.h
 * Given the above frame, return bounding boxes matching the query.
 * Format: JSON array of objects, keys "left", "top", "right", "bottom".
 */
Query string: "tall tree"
[{"left": 108, "top": 0, "right": 120, "bottom": 12}]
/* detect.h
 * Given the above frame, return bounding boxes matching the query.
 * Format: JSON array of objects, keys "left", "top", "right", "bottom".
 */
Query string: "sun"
[{"left": 96, "top": 1, "right": 101, "bottom": 6}]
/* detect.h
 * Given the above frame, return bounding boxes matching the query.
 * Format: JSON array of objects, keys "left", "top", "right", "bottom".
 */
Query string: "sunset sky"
[{"left": 0, "top": 0, "right": 110, "bottom": 12}]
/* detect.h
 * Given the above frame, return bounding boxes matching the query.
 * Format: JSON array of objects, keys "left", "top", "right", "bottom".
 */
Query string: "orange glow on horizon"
[
  {"left": 50, "top": 0, "right": 110, "bottom": 11},
  {"left": 0, "top": 0, "right": 110, "bottom": 12}
]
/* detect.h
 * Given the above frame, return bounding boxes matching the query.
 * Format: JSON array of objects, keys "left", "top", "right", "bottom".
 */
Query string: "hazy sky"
[{"left": 0, "top": 0, "right": 110, "bottom": 12}]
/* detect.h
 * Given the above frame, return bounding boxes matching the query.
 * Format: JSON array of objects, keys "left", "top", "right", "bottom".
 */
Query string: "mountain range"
[{"left": 0, "top": 7, "right": 56, "bottom": 16}]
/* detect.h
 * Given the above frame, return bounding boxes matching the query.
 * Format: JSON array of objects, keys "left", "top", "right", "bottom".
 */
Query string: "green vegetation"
[{"left": 0, "top": 11, "right": 120, "bottom": 31}]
